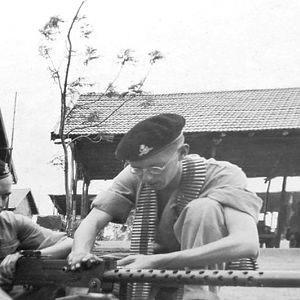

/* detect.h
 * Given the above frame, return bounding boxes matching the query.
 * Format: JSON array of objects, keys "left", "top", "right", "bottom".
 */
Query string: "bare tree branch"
[
  {"left": 65, "top": 53, "right": 163, "bottom": 138},
  {"left": 39, "top": 0, "right": 164, "bottom": 232}
]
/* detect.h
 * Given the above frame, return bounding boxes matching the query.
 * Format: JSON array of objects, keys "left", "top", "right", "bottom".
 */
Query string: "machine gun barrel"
[
  {"left": 103, "top": 268, "right": 300, "bottom": 288},
  {"left": 13, "top": 258, "right": 300, "bottom": 288}
]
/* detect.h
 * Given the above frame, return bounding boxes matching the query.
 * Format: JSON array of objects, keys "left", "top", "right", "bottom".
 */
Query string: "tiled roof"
[{"left": 62, "top": 87, "right": 300, "bottom": 136}]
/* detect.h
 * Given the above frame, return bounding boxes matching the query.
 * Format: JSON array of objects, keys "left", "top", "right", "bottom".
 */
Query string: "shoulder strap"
[
  {"left": 129, "top": 185, "right": 156, "bottom": 299},
  {"left": 128, "top": 155, "right": 206, "bottom": 299},
  {"left": 176, "top": 155, "right": 206, "bottom": 214}
]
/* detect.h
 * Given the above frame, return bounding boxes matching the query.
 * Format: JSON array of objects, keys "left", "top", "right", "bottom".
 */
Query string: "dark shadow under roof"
[{"left": 49, "top": 194, "right": 97, "bottom": 215}]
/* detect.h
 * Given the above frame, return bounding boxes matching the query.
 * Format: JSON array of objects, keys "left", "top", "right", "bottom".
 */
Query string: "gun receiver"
[{"left": 13, "top": 256, "right": 114, "bottom": 288}]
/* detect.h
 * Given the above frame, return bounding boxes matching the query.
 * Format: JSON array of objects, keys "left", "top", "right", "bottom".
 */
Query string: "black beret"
[{"left": 115, "top": 113, "right": 185, "bottom": 161}]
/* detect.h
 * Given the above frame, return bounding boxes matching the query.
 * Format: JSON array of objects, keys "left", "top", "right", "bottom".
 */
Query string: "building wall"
[{"left": 14, "top": 198, "right": 32, "bottom": 217}]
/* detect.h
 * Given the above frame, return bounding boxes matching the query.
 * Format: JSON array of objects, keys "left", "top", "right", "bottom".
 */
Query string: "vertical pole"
[
  {"left": 72, "top": 154, "right": 78, "bottom": 211},
  {"left": 70, "top": 144, "right": 76, "bottom": 234},
  {"left": 263, "top": 179, "right": 271, "bottom": 226},
  {"left": 9, "top": 92, "right": 17, "bottom": 170},
  {"left": 81, "top": 177, "right": 90, "bottom": 219},
  {"left": 68, "top": 143, "right": 78, "bottom": 236},
  {"left": 211, "top": 144, "right": 217, "bottom": 158},
  {"left": 263, "top": 179, "right": 272, "bottom": 213},
  {"left": 211, "top": 136, "right": 223, "bottom": 158},
  {"left": 274, "top": 176, "right": 287, "bottom": 248}
]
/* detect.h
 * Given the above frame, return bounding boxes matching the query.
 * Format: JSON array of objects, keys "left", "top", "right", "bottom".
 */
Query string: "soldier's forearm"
[
  {"left": 40, "top": 237, "right": 73, "bottom": 259},
  {"left": 151, "top": 233, "right": 258, "bottom": 270},
  {"left": 72, "top": 208, "right": 112, "bottom": 253}
]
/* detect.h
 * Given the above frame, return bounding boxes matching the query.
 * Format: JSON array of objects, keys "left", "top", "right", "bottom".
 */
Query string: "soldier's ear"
[{"left": 178, "top": 144, "right": 189, "bottom": 160}]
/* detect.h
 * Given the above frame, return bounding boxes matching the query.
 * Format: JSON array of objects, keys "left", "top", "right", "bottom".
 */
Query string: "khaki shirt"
[
  {"left": 92, "top": 155, "right": 262, "bottom": 224},
  {"left": 0, "top": 211, "right": 67, "bottom": 260}
]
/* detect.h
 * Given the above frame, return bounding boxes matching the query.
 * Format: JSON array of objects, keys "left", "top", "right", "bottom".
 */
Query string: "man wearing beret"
[
  {"left": 68, "top": 113, "right": 262, "bottom": 300},
  {"left": 0, "top": 160, "right": 73, "bottom": 299}
]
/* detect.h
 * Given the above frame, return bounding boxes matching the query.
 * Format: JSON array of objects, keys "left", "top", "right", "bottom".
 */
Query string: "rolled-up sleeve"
[
  {"left": 201, "top": 159, "right": 263, "bottom": 222},
  {"left": 92, "top": 166, "right": 139, "bottom": 223}
]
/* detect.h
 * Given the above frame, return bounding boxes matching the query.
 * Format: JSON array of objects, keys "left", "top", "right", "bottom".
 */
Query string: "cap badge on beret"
[{"left": 139, "top": 144, "right": 153, "bottom": 157}]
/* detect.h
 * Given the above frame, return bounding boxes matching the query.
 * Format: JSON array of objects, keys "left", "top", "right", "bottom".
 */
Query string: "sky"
[{"left": 0, "top": 0, "right": 300, "bottom": 214}]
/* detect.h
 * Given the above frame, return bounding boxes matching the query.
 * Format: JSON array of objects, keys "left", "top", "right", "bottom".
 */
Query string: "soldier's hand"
[
  {"left": 67, "top": 252, "right": 102, "bottom": 271},
  {"left": 117, "top": 254, "right": 159, "bottom": 269},
  {"left": 0, "top": 252, "right": 22, "bottom": 278}
]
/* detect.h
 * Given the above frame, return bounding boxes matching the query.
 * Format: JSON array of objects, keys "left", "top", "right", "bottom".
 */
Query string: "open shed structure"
[{"left": 51, "top": 87, "right": 300, "bottom": 247}]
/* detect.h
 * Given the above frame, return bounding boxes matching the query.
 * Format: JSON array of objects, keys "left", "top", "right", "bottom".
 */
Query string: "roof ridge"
[{"left": 79, "top": 86, "right": 300, "bottom": 97}]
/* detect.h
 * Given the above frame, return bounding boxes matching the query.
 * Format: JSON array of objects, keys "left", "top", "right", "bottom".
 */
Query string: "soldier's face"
[
  {"left": 129, "top": 148, "right": 181, "bottom": 190},
  {"left": 0, "top": 175, "right": 12, "bottom": 212}
]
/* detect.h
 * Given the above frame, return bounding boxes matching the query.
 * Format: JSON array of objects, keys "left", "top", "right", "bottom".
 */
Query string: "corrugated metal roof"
[{"left": 61, "top": 87, "right": 300, "bottom": 136}]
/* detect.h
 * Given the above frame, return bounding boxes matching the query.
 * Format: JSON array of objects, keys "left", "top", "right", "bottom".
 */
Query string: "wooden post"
[
  {"left": 69, "top": 144, "right": 78, "bottom": 236},
  {"left": 211, "top": 136, "right": 223, "bottom": 158},
  {"left": 211, "top": 144, "right": 217, "bottom": 158},
  {"left": 70, "top": 144, "right": 78, "bottom": 209},
  {"left": 81, "top": 177, "right": 90, "bottom": 219},
  {"left": 274, "top": 176, "right": 288, "bottom": 248}
]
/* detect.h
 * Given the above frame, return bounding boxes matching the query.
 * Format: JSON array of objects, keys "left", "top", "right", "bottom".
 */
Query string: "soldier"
[
  {"left": 68, "top": 113, "right": 262, "bottom": 300},
  {"left": 0, "top": 160, "right": 73, "bottom": 299}
]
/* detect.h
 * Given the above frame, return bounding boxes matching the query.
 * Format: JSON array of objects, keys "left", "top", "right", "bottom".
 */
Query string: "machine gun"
[
  {"left": 12, "top": 251, "right": 300, "bottom": 300},
  {"left": 13, "top": 251, "right": 116, "bottom": 292}
]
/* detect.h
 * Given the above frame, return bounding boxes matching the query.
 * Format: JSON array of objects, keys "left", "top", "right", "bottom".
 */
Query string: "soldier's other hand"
[{"left": 117, "top": 254, "right": 159, "bottom": 269}]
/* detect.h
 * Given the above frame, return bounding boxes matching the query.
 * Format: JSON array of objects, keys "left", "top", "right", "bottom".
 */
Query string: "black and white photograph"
[{"left": 1, "top": 1, "right": 300, "bottom": 299}]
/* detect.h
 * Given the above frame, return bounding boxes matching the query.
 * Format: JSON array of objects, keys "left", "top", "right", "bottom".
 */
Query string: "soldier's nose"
[{"left": 142, "top": 171, "right": 155, "bottom": 184}]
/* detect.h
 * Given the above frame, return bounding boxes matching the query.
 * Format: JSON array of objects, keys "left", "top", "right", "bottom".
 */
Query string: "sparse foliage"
[
  {"left": 39, "top": 0, "right": 97, "bottom": 235},
  {"left": 84, "top": 46, "right": 99, "bottom": 65},
  {"left": 117, "top": 49, "right": 137, "bottom": 65},
  {"left": 40, "top": 0, "right": 164, "bottom": 235},
  {"left": 49, "top": 153, "right": 65, "bottom": 169},
  {"left": 40, "top": 16, "right": 64, "bottom": 40},
  {"left": 149, "top": 50, "right": 164, "bottom": 64}
]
